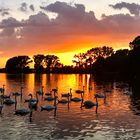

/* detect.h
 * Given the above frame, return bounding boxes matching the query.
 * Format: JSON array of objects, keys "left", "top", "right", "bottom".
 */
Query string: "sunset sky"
[{"left": 0, "top": 0, "right": 140, "bottom": 68}]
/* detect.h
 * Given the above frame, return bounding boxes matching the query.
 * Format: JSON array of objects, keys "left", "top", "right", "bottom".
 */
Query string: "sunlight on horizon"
[{"left": 0, "top": 44, "right": 129, "bottom": 68}]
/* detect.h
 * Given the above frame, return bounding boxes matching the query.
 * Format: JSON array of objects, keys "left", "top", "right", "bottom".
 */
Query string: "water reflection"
[
  {"left": 130, "top": 86, "right": 140, "bottom": 115},
  {"left": 0, "top": 73, "right": 139, "bottom": 139}
]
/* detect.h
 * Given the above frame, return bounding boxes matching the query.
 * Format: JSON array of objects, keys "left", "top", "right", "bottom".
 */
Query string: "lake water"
[{"left": 0, "top": 73, "right": 140, "bottom": 140}]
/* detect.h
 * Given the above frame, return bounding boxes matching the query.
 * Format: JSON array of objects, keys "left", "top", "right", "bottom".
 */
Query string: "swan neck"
[
  {"left": 95, "top": 97, "right": 98, "bottom": 104},
  {"left": 54, "top": 95, "right": 57, "bottom": 107},
  {"left": 2, "top": 85, "right": 5, "bottom": 95}
]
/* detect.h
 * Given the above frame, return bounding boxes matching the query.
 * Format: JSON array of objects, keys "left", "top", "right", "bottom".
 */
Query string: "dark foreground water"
[{"left": 0, "top": 73, "right": 139, "bottom": 140}]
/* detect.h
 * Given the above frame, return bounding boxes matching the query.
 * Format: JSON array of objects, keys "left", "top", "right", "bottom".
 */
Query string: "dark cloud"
[
  {"left": 0, "top": 8, "right": 10, "bottom": 16},
  {"left": 109, "top": 2, "right": 140, "bottom": 16},
  {"left": 0, "top": 1, "right": 140, "bottom": 57},
  {"left": 19, "top": 3, "right": 35, "bottom": 12},
  {"left": 20, "top": 2, "right": 28, "bottom": 12},
  {"left": 0, "top": 17, "right": 22, "bottom": 28},
  {"left": 30, "top": 4, "right": 35, "bottom": 12}
]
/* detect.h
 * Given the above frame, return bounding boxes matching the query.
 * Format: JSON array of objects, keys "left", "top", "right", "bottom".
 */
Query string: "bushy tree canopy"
[{"left": 5, "top": 56, "right": 32, "bottom": 72}]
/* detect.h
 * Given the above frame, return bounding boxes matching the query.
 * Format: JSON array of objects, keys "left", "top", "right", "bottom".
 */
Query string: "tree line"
[
  {"left": 4, "top": 46, "right": 114, "bottom": 74},
  {"left": 2, "top": 36, "right": 140, "bottom": 81}
]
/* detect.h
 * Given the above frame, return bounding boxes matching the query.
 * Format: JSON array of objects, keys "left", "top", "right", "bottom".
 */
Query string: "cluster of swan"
[{"left": 0, "top": 85, "right": 108, "bottom": 118}]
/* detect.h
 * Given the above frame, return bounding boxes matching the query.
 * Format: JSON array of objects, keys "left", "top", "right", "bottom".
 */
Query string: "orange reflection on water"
[{"left": 25, "top": 74, "right": 35, "bottom": 95}]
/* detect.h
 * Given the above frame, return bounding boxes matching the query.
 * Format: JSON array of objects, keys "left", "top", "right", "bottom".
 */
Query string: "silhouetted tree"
[
  {"left": 5, "top": 56, "right": 32, "bottom": 73},
  {"left": 92, "top": 48, "right": 130, "bottom": 79},
  {"left": 44, "top": 55, "right": 60, "bottom": 73},
  {"left": 86, "top": 46, "right": 114, "bottom": 60},
  {"left": 129, "top": 36, "right": 140, "bottom": 50},
  {"left": 33, "top": 54, "right": 45, "bottom": 73},
  {"left": 115, "top": 49, "right": 129, "bottom": 56},
  {"left": 129, "top": 36, "right": 140, "bottom": 79},
  {"left": 72, "top": 46, "right": 114, "bottom": 72},
  {"left": 72, "top": 53, "right": 86, "bottom": 68}
]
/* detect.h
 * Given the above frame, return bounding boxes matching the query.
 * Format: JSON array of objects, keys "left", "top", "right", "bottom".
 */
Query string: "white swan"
[
  {"left": 71, "top": 97, "right": 82, "bottom": 102},
  {"left": 14, "top": 95, "right": 31, "bottom": 116},
  {"left": 41, "top": 105, "right": 56, "bottom": 111},
  {"left": 70, "top": 88, "right": 83, "bottom": 102},
  {"left": 45, "top": 91, "right": 52, "bottom": 96},
  {"left": 1, "top": 94, "right": 10, "bottom": 99},
  {"left": 61, "top": 88, "right": 72, "bottom": 98},
  {"left": 82, "top": 97, "right": 98, "bottom": 109},
  {"left": 15, "top": 108, "right": 30, "bottom": 116},
  {"left": 94, "top": 93, "right": 106, "bottom": 99},
  {"left": 12, "top": 87, "right": 23, "bottom": 97},
  {"left": 0, "top": 85, "right": 10, "bottom": 99},
  {"left": 57, "top": 95, "right": 70, "bottom": 104},
  {"left": 3, "top": 98, "right": 15, "bottom": 105},
  {"left": 75, "top": 86, "right": 85, "bottom": 94},
  {"left": 25, "top": 93, "right": 38, "bottom": 102},
  {"left": 41, "top": 89, "right": 57, "bottom": 111},
  {"left": 12, "top": 92, "right": 21, "bottom": 96},
  {"left": 58, "top": 99, "right": 70, "bottom": 104},
  {"left": 24, "top": 93, "right": 38, "bottom": 111},
  {"left": 36, "top": 86, "right": 44, "bottom": 97},
  {"left": 44, "top": 96, "right": 55, "bottom": 101},
  {"left": 28, "top": 94, "right": 38, "bottom": 110},
  {"left": 83, "top": 100, "right": 98, "bottom": 108},
  {"left": 61, "top": 93, "right": 71, "bottom": 97}
]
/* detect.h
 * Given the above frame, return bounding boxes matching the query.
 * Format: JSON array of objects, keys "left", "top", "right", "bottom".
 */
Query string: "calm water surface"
[{"left": 0, "top": 73, "right": 140, "bottom": 140}]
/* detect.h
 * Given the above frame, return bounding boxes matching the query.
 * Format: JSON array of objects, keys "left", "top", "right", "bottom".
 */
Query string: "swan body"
[
  {"left": 95, "top": 93, "right": 106, "bottom": 98},
  {"left": 15, "top": 109, "right": 30, "bottom": 116},
  {"left": 83, "top": 100, "right": 98, "bottom": 108},
  {"left": 45, "top": 92, "right": 52, "bottom": 96},
  {"left": 75, "top": 86, "right": 85, "bottom": 94},
  {"left": 4, "top": 98, "right": 15, "bottom": 105},
  {"left": 58, "top": 99, "right": 69, "bottom": 104},
  {"left": 75, "top": 90, "right": 84, "bottom": 94},
  {"left": 71, "top": 97, "right": 82, "bottom": 102},
  {"left": 1, "top": 94, "right": 10, "bottom": 99},
  {"left": 12, "top": 92, "right": 21, "bottom": 96},
  {"left": 41, "top": 88, "right": 57, "bottom": 111},
  {"left": 61, "top": 93, "right": 71, "bottom": 97},
  {"left": 41, "top": 105, "right": 56, "bottom": 111},
  {"left": 0, "top": 88, "right": 4, "bottom": 93},
  {"left": 70, "top": 88, "right": 82, "bottom": 102},
  {"left": 25, "top": 99, "right": 37, "bottom": 102},
  {"left": 44, "top": 96, "right": 55, "bottom": 101},
  {"left": 29, "top": 100, "right": 38, "bottom": 106},
  {"left": 28, "top": 98, "right": 38, "bottom": 110},
  {"left": 36, "top": 90, "right": 43, "bottom": 95},
  {"left": 25, "top": 94, "right": 38, "bottom": 110}
]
